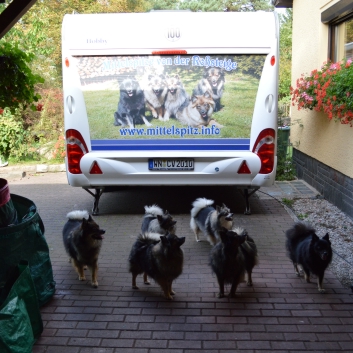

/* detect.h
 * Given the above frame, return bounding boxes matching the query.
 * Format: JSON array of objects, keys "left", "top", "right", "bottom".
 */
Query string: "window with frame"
[
  {"left": 323, "top": 1, "right": 353, "bottom": 62},
  {"left": 330, "top": 16, "right": 353, "bottom": 62}
]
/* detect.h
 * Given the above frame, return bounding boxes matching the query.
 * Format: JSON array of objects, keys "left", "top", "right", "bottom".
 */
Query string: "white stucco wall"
[{"left": 290, "top": 0, "right": 353, "bottom": 177}]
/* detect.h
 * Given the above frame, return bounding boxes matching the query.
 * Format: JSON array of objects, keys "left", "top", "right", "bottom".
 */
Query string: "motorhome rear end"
[{"left": 62, "top": 11, "right": 279, "bottom": 214}]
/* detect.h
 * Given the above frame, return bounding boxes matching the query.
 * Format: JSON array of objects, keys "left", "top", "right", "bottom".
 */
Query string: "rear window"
[{"left": 74, "top": 54, "right": 266, "bottom": 140}]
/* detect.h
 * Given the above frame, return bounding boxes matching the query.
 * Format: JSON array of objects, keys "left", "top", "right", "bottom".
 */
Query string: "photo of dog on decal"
[{"left": 75, "top": 54, "right": 266, "bottom": 140}]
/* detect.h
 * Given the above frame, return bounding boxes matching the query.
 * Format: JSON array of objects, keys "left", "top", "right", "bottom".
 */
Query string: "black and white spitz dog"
[
  {"left": 190, "top": 198, "right": 233, "bottom": 245},
  {"left": 285, "top": 222, "right": 332, "bottom": 293},
  {"left": 113, "top": 76, "right": 152, "bottom": 128},
  {"left": 141, "top": 204, "right": 177, "bottom": 235},
  {"left": 209, "top": 227, "right": 258, "bottom": 298},
  {"left": 62, "top": 210, "right": 105, "bottom": 288}
]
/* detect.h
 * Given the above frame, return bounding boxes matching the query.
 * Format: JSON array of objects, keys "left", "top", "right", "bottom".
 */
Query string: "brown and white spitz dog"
[
  {"left": 144, "top": 74, "right": 168, "bottom": 121},
  {"left": 190, "top": 198, "right": 233, "bottom": 245},
  {"left": 62, "top": 210, "right": 105, "bottom": 288},
  {"left": 163, "top": 74, "right": 189, "bottom": 121},
  {"left": 194, "top": 67, "right": 225, "bottom": 112},
  {"left": 209, "top": 227, "right": 258, "bottom": 298},
  {"left": 128, "top": 232, "right": 185, "bottom": 300},
  {"left": 176, "top": 91, "right": 222, "bottom": 128}
]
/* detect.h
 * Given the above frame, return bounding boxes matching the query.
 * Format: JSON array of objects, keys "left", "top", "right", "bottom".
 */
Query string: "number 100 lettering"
[{"left": 166, "top": 28, "right": 180, "bottom": 39}]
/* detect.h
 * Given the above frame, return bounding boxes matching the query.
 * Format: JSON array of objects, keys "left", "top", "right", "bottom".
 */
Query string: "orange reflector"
[
  {"left": 65, "top": 58, "right": 70, "bottom": 67},
  {"left": 90, "top": 161, "right": 103, "bottom": 174},
  {"left": 152, "top": 50, "right": 187, "bottom": 55},
  {"left": 270, "top": 55, "right": 275, "bottom": 66},
  {"left": 237, "top": 161, "right": 251, "bottom": 174}
]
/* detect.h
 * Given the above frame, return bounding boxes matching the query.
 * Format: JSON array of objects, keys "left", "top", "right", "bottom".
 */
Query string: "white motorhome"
[{"left": 61, "top": 11, "right": 279, "bottom": 214}]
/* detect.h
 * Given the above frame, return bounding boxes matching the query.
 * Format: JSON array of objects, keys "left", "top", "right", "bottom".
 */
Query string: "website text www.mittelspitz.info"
[{"left": 119, "top": 125, "right": 221, "bottom": 138}]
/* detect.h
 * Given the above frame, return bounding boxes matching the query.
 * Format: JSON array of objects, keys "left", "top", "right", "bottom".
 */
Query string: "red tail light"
[
  {"left": 65, "top": 129, "right": 88, "bottom": 174},
  {"left": 252, "top": 128, "right": 275, "bottom": 174}
]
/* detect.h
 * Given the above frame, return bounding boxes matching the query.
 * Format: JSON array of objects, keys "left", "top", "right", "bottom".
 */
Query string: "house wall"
[
  {"left": 291, "top": 0, "right": 353, "bottom": 178},
  {"left": 290, "top": 0, "right": 353, "bottom": 218}
]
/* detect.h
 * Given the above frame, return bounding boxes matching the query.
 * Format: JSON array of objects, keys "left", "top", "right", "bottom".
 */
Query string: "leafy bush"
[
  {"left": 0, "top": 42, "right": 44, "bottom": 113},
  {"left": 52, "top": 135, "right": 66, "bottom": 162},
  {"left": 0, "top": 108, "right": 33, "bottom": 161},
  {"left": 30, "top": 88, "right": 64, "bottom": 143}
]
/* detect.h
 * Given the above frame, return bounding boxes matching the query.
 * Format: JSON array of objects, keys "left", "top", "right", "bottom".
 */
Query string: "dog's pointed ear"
[
  {"left": 219, "top": 228, "right": 228, "bottom": 242},
  {"left": 323, "top": 233, "right": 331, "bottom": 243},
  {"left": 311, "top": 233, "right": 319, "bottom": 242},
  {"left": 239, "top": 234, "right": 247, "bottom": 245},
  {"left": 178, "top": 237, "right": 186, "bottom": 246},
  {"left": 216, "top": 205, "right": 221, "bottom": 212}
]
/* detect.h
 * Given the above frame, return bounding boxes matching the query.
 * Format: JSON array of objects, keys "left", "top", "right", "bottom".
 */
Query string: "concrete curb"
[{"left": 0, "top": 163, "right": 66, "bottom": 181}]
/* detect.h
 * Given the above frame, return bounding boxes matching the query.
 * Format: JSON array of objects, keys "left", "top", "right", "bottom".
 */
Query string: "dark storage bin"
[{"left": 277, "top": 126, "right": 290, "bottom": 159}]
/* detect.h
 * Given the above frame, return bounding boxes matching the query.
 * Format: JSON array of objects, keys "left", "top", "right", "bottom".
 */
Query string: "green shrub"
[
  {"left": 0, "top": 108, "right": 32, "bottom": 161},
  {"left": 0, "top": 42, "right": 44, "bottom": 113}
]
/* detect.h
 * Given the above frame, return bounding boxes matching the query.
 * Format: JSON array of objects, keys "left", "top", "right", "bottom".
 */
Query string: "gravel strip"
[{"left": 290, "top": 198, "right": 353, "bottom": 289}]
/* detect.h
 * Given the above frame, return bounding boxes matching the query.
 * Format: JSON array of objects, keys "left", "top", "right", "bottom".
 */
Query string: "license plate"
[{"left": 148, "top": 159, "right": 194, "bottom": 171}]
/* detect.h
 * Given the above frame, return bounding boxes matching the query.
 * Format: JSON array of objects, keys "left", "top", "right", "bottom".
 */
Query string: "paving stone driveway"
[{"left": 7, "top": 172, "right": 353, "bottom": 353}]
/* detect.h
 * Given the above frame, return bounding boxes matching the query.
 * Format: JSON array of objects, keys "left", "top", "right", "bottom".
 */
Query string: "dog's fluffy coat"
[
  {"left": 143, "top": 74, "right": 168, "bottom": 121},
  {"left": 113, "top": 76, "right": 151, "bottom": 128},
  {"left": 163, "top": 74, "right": 189, "bottom": 121},
  {"left": 62, "top": 210, "right": 105, "bottom": 288},
  {"left": 190, "top": 198, "right": 233, "bottom": 245},
  {"left": 128, "top": 233, "right": 185, "bottom": 299},
  {"left": 285, "top": 222, "right": 332, "bottom": 293},
  {"left": 176, "top": 91, "right": 222, "bottom": 128},
  {"left": 194, "top": 67, "right": 225, "bottom": 112},
  {"left": 209, "top": 227, "right": 258, "bottom": 298},
  {"left": 141, "top": 204, "right": 176, "bottom": 235}
]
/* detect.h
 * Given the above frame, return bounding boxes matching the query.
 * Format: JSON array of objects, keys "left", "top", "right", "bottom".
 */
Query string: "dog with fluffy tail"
[
  {"left": 285, "top": 222, "right": 332, "bottom": 293},
  {"left": 209, "top": 227, "right": 258, "bottom": 298},
  {"left": 62, "top": 210, "right": 105, "bottom": 288},
  {"left": 141, "top": 205, "right": 176, "bottom": 235},
  {"left": 190, "top": 198, "right": 233, "bottom": 245},
  {"left": 128, "top": 232, "right": 185, "bottom": 300}
]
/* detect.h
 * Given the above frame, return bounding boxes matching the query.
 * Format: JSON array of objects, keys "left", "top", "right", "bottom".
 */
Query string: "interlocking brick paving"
[{"left": 6, "top": 173, "right": 353, "bottom": 353}]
